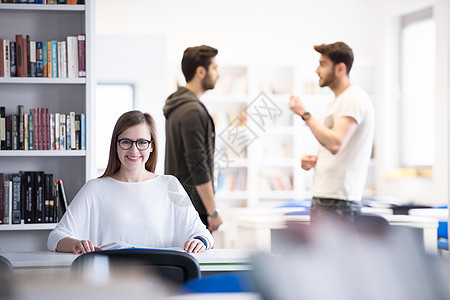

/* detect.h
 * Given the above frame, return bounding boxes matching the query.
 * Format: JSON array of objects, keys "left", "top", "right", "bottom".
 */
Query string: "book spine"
[
  {"left": 11, "top": 173, "right": 21, "bottom": 224},
  {"left": 28, "top": 112, "right": 33, "bottom": 150},
  {"left": 70, "top": 111, "right": 76, "bottom": 150},
  {"left": 57, "top": 41, "right": 62, "bottom": 78},
  {"left": 77, "top": 34, "right": 86, "bottom": 78},
  {"left": 66, "top": 36, "right": 78, "bottom": 78},
  {"left": 24, "top": 113, "right": 29, "bottom": 151},
  {"left": 23, "top": 36, "right": 28, "bottom": 77},
  {"left": 4, "top": 180, "right": 12, "bottom": 224},
  {"left": 15, "top": 35, "right": 23, "bottom": 77},
  {"left": 0, "top": 37, "right": 4, "bottom": 77},
  {"left": 80, "top": 113, "right": 86, "bottom": 150},
  {"left": 43, "top": 108, "right": 48, "bottom": 150},
  {"left": 18, "top": 105, "right": 24, "bottom": 150},
  {"left": 36, "top": 41, "right": 43, "bottom": 77},
  {"left": 75, "top": 114, "right": 80, "bottom": 150},
  {"left": 58, "top": 179, "right": 68, "bottom": 214},
  {"left": 46, "top": 41, "right": 52, "bottom": 78},
  {"left": 12, "top": 114, "right": 18, "bottom": 150},
  {"left": 51, "top": 40, "right": 58, "bottom": 78},
  {"left": 0, "top": 106, "right": 5, "bottom": 150},
  {"left": 44, "top": 174, "right": 53, "bottom": 222},
  {"left": 43, "top": 41, "right": 47, "bottom": 77},
  {"left": 10, "top": 41, "right": 16, "bottom": 77},
  {"left": 23, "top": 172, "right": 34, "bottom": 223},
  {"left": 60, "top": 114, "right": 66, "bottom": 150},
  {"left": 66, "top": 114, "right": 70, "bottom": 150},
  {"left": 3, "top": 39, "right": 11, "bottom": 78},
  {"left": 5, "top": 115, "right": 11, "bottom": 150},
  {"left": 50, "top": 113, "right": 55, "bottom": 150},
  {"left": 34, "top": 171, "right": 44, "bottom": 223},
  {"left": 30, "top": 41, "right": 36, "bottom": 77},
  {"left": 54, "top": 112, "right": 60, "bottom": 150},
  {"left": 0, "top": 173, "right": 4, "bottom": 224},
  {"left": 62, "top": 40, "right": 67, "bottom": 78}
]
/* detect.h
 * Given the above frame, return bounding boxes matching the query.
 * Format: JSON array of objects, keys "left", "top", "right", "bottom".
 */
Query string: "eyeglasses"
[{"left": 117, "top": 139, "right": 152, "bottom": 150}]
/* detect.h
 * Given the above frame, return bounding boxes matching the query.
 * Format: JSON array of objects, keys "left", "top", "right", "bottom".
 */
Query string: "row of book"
[
  {"left": 0, "top": 105, "right": 86, "bottom": 151},
  {"left": 258, "top": 170, "right": 293, "bottom": 192},
  {"left": 1, "top": 0, "right": 84, "bottom": 4},
  {"left": 0, "top": 34, "right": 86, "bottom": 78},
  {"left": 0, "top": 172, "right": 68, "bottom": 225},
  {"left": 216, "top": 169, "right": 247, "bottom": 192}
]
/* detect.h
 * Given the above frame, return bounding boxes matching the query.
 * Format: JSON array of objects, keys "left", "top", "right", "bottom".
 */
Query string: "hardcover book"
[
  {"left": 34, "top": 171, "right": 44, "bottom": 223},
  {"left": 23, "top": 171, "right": 35, "bottom": 223},
  {"left": 11, "top": 173, "right": 22, "bottom": 224},
  {"left": 77, "top": 34, "right": 86, "bottom": 78}
]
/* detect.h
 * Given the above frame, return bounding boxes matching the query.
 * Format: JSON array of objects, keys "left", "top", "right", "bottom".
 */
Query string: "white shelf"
[
  {"left": 0, "top": 224, "right": 56, "bottom": 231},
  {"left": 0, "top": 4, "right": 85, "bottom": 11},
  {"left": 215, "top": 191, "right": 249, "bottom": 201},
  {"left": 0, "top": 77, "right": 86, "bottom": 84},
  {"left": 258, "top": 191, "right": 297, "bottom": 200},
  {"left": 0, "top": 150, "right": 86, "bottom": 157}
]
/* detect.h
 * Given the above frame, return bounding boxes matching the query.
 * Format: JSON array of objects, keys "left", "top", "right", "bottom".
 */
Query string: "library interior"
[{"left": 1, "top": 0, "right": 450, "bottom": 299}]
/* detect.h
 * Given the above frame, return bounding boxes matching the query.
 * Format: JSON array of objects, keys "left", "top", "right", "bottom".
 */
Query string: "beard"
[
  {"left": 319, "top": 71, "right": 336, "bottom": 88},
  {"left": 201, "top": 72, "right": 216, "bottom": 91}
]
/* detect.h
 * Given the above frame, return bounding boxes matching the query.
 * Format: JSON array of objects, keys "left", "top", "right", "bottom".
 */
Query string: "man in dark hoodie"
[{"left": 163, "top": 45, "right": 222, "bottom": 232}]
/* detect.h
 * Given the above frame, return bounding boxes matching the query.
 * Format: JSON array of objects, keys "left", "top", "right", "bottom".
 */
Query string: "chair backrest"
[
  {"left": 0, "top": 255, "right": 13, "bottom": 274},
  {"left": 71, "top": 249, "right": 201, "bottom": 286}
]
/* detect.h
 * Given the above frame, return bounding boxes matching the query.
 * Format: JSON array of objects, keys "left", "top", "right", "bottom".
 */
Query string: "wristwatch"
[
  {"left": 207, "top": 210, "right": 218, "bottom": 218},
  {"left": 301, "top": 111, "right": 311, "bottom": 121}
]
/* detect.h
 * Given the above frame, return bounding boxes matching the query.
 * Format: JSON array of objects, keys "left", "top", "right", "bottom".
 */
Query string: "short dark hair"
[
  {"left": 100, "top": 110, "right": 158, "bottom": 177},
  {"left": 314, "top": 42, "right": 354, "bottom": 74},
  {"left": 181, "top": 45, "right": 218, "bottom": 83}
]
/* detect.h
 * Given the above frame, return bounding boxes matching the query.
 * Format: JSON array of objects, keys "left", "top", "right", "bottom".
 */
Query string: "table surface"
[{"left": 0, "top": 248, "right": 257, "bottom": 270}]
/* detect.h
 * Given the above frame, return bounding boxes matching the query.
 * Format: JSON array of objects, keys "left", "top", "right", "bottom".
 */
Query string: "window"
[
  {"left": 96, "top": 84, "right": 134, "bottom": 177},
  {"left": 400, "top": 8, "right": 435, "bottom": 168}
]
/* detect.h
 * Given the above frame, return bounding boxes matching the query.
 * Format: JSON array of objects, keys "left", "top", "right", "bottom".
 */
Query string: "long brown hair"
[{"left": 100, "top": 110, "right": 158, "bottom": 177}]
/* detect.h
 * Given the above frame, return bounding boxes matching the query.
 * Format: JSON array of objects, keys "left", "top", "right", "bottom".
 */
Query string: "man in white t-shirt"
[{"left": 289, "top": 42, "right": 375, "bottom": 222}]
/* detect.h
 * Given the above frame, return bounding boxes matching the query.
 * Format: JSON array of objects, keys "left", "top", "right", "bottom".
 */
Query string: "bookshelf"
[
  {"left": 203, "top": 64, "right": 334, "bottom": 211},
  {"left": 0, "top": 1, "right": 95, "bottom": 251}
]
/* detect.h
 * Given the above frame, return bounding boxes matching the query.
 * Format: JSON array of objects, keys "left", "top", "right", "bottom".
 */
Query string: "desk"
[
  {"left": 409, "top": 208, "right": 448, "bottom": 221},
  {"left": 233, "top": 213, "right": 438, "bottom": 254},
  {"left": 0, "top": 249, "right": 256, "bottom": 274}
]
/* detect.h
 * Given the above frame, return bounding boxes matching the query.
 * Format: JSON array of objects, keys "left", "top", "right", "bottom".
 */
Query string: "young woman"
[{"left": 48, "top": 110, "right": 213, "bottom": 254}]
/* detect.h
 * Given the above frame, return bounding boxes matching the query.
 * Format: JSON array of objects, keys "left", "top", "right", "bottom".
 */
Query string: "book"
[
  {"left": 70, "top": 111, "right": 75, "bottom": 149},
  {"left": 30, "top": 40, "right": 36, "bottom": 77},
  {"left": 28, "top": 112, "right": 33, "bottom": 150},
  {"left": 66, "top": 113, "right": 70, "bottom": 150},
  {"left": 0, "top": 173, "right": 4, "bottom": 224},
  {"left": 18, "top": 105, "right": 24, "bottom": 150},
  {"left": 15, "top": 34, "right": 23, "bottom": 77},
  {"left": 100, "top": 241, "right": 136, "bottom": 250},
  {"left": 24, "top": 113, "right": 28, "bottom": 151},
  {"left": 80, "top": 113, "right": 85, "bottom": 150},
  {"left": 46, "top": 41, "right": 51, "bottom": 77},
  {"left": 22, "top": 36, "right": 28, "bottom": 77},
  {"left": 12, "top": 114, "right": 18, "bottom": 150},
  {"left": 0, "top": 106, "right": 5, "bottom": 150},
  {"left": 23, "top": 171, "right": 34, "bottom": 223},
  {"left": 0, "top": 37, "right": 3, "bottom": 77},
  {"left": 3, "top": 39, "right": 11, "bottom": 77},
  {"left": 44, "top": 174, "right": 53, "bottom": 222},
  {"left": 10, "top": 41, "right": 16, "bottom": 77},
  {"left": 11, "top": 173, "right": 22, "bottom": 224},
  {"left": 51, "top": 40, "right": 57, "bottom": 78},
  {"left": 75, "top": 114, "right": 80, "bottom": 150},
  {"left": 77, "top": 34, "right": 86, "bottom": 78},
  {"left": 4, "top": 180, "right": 12, "bottom": 224},
  {"left": 57, "top": 179, "right": 68, "bottom": 214},
  {"left": 36, "top": 41, "right": 44, "bottom": 77},
  {"left": 43, "top": 41, "right": 47, "bottom": 77},
  {"left": 66, "top": 36, "right": 78, "bottom": 78},
  {"left": 54, "top": 112, "right": 60, "bottom": 150},
  {"left": 34, "top": 171, "right": 44, "bottom": 223},
  {"left": 59, "top": 113, "right": 65, "bottom": 150},
  {"left": 50, "top": 113, "right": 55, "bottom": 150},
  {"left": 5, "top": 115, "right": 11, "bottom": 150}
]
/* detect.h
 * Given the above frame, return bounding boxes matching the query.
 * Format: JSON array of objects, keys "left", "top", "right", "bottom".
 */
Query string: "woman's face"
[{"left": 116, "top": 123, "right": 153, "bottom": 174}]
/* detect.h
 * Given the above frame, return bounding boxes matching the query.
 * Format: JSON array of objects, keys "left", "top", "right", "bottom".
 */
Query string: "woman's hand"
[
  {"left": 184, "top": 238, "right": 206, "bottom": 253},
  {"left": 71, "top": 239, "right": 102, "bottom": 254}
]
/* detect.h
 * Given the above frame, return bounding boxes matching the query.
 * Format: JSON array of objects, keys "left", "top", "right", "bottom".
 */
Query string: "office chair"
[
  {"left": 71, "top": 249, "right": 201, "bottom": 286},
  {"left": 0, "top": 255, "right": 13, "bottom": 274}
]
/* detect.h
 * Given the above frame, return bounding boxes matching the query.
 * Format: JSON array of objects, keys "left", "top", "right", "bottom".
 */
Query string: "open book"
[
  {"left": 100, "top": 241, "right": 136, "bottom": 250},
  {"left": 99, "top": 242, "right": 185, "bottom": 251}
]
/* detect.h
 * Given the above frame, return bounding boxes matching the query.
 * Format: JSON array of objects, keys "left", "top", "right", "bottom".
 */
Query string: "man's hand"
[
  {"left": 207, "top": 214, "right": 223, "bottom": 232},
  {"left": 301, "top": 155, "right": 318, "bottom": 171},
  {"left": 289, "top": 95, "right": 306, "bottom": 116},
  {"left": 184, "top": 238, "right": 206, "bottom": 253},
  {"left": 71, "top": 239, "right": 102, "bottom": 254}
]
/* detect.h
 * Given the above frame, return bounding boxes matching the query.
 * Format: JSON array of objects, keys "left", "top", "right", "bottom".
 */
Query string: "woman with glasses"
[{"left": 48, "top": 110, "right": 213, "bottom": 254}]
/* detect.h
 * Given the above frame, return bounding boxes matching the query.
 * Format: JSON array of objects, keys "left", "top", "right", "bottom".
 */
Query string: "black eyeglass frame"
[{"left": 117, "top": 139, "right": 152, "bottom": 150}]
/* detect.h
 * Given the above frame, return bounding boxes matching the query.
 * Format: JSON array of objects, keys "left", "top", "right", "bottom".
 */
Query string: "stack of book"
[
  {"left": 0, "top": 105, "right": 86, "bottom": 151},
  {"left": 0, "top": 1, "right": 84, "bottom": 5},
  {"left": 0, "top": 172, "right": 68, "bottom": 225},
  {"left": 0, "top": 34, "right": 85, "bottom": 78}
]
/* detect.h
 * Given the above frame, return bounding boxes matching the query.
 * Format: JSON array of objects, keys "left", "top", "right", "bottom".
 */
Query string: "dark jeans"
[{"left": 311, "top": 197, "right": 361, "bottom": 224}]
